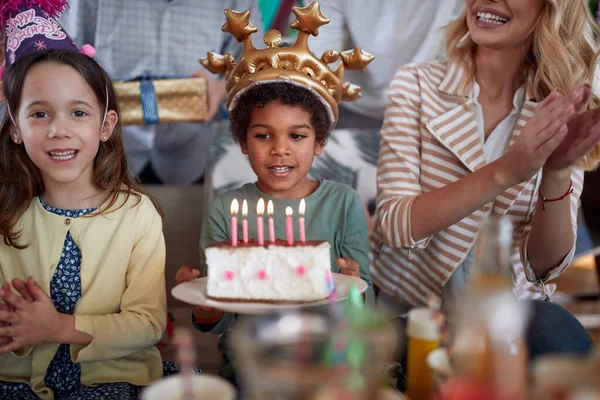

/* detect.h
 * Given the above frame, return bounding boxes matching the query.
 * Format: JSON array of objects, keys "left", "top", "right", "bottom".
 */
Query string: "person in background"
[
  {"left": 309, "top": 0, "right": 464, "bottom": 131},
  {"left": 301, "top": 0, "right": 464, "bottom": 226},
  {"left": 60, "top": 0, "right": 263, "bottom": 184}
]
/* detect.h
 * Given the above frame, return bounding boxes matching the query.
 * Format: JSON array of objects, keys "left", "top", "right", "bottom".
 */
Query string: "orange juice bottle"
[{"left": 406, "top": 308, "right": 440, "bottom": 400}]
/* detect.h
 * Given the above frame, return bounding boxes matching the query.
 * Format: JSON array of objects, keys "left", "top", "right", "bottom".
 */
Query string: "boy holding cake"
[{"left": 175, "top": 2, "right": 374, "bottom": 389}]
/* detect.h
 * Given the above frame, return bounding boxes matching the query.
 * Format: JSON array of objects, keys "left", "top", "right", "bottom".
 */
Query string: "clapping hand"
[
  {"left": 0, "top": 277, "right": 63, "bottom": 354},
  {"left": 544, "top": 85, "right": 600, "bottom": 172}
]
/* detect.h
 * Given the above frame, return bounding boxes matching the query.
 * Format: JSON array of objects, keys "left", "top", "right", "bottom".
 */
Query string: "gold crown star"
[
  {"left": 200, "top": 2, "right": 374, "bottom": 128},
  {"left": 291, "top": 2, "right": 330, "bottom": 36},
  {"left": 221, "top": 9, "right": 257, "bottom": 43},
  {"left": 341, "top": 47, "right": 375, "bottom": 71}
]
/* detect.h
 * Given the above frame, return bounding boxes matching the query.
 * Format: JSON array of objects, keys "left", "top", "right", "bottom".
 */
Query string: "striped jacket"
[{"left": 370, "top": 61, "right": 583, "bottom": 307}]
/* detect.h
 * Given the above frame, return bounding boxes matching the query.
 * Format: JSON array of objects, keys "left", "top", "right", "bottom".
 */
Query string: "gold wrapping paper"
[{"left": 115, "top": 77, "right": 208, "bottom": 126}]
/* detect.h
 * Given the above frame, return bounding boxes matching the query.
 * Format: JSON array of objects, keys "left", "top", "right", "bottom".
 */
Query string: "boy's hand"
[
  {"left": 175, "top": 265, "right": 201, "bottom": 284},
  {"left": 336, "top": 257, "right": 360, "bottom": 278},
  {"left": 175, "top": 266, "right": 223, "bottom": 325},
  {"left": 192, "top": 306, "right": 224, "bottom": 325}
]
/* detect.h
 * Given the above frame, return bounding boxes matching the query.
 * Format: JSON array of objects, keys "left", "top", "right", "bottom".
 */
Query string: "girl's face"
[
  {"left": 241, "top": 100, "right": 324, "bottom": 199},
  {"left": 466, "top": 0, "right": 544, "bottom": 50},
  {"left": 13, "top": 62, "right": 117, "bottom": 193}
]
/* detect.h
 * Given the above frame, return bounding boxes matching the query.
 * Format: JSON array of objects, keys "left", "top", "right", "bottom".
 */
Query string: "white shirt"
[
  {"left": 308, "top": 0, "right": 464, "bottom": 120},
  {"left": 471, "top": 80, "right": 526, "bottom": 163}
]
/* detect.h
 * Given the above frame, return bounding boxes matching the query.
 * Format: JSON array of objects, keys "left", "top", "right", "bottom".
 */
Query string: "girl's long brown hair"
[{"left": 0, "top": 49, "right": 163, "bottom": 248}]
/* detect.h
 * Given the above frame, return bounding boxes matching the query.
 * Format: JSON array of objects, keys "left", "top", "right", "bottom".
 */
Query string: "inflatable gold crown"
[{"left": 199, "top": 2, "right": 374, "bottom": 126}]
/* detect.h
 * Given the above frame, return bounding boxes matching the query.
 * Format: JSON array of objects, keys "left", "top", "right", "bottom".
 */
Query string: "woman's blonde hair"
[{"left": 445, "top": 0, "right": 600, "bottom": 170}]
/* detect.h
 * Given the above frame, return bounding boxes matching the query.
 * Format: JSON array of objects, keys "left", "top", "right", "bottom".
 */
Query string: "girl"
[
  {"left": 0, "top": 48, "right": 169, "bottom": 399},
  {"left": 371, "top": 0, "right": 600, "bottom": 360}
]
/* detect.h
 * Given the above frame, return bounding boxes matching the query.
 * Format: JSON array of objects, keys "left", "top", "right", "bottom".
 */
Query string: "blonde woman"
[{"left": 371, "top": 0, "right": 600, "bottom": 361}]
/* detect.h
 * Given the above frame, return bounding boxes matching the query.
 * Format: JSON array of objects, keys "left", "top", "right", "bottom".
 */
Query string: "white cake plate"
[
  {"left": 171, "top": 273, "right": 368, "bottom": 315},
  {"left": 141, "top": 374, "right": 236, "bottom": 400}
]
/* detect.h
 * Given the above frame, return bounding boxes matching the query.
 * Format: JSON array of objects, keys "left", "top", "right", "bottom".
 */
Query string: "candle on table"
[
  {"left": 230, "top": 199, "right": 239, "bottom": 247},
  {"left": 268, "top": 200, "right": 275, "bottom": 243},
  {"left": 299, "top": 198, "right": 306, "bottom": 243},
  {"left": 285, "top": 206, "right": 294, "bottom": 245},
  {"left": 242, "top": 199, "right": 249, "bottom": 244},
  {"left": 257, "top": 198, "right": 265, "bottom": 246}
]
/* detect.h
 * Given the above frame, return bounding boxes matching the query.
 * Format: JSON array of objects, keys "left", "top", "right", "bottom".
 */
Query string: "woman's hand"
[
  {"left": 336, "top": 257, "right": 361, "bottom": 278},
  {"left": 544, "top": 89, "right": 600, "bottom": 173},
  {"left": 176, "top": 265, "right": 223, "bottom": 325},
  {"left": 499, "top": 87, "right": 586, "bottom": 186},
  {"left": 0, "top": 278, "right": 63, "bottom": 354}
]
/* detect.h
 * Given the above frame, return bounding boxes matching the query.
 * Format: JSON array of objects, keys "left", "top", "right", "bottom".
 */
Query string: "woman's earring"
[{"left": 102, "top": 136, "right": 108, "bottom": 142}]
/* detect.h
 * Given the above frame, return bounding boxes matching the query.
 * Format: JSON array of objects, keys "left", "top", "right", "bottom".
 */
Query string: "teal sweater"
[{"left": 193, "top": 180, "right": 372, "bottom": 379}]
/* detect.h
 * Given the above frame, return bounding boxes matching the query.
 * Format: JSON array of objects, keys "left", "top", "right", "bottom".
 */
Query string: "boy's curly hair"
[{"left": 229, "top": 82, "right": 331, "bottom": 145}]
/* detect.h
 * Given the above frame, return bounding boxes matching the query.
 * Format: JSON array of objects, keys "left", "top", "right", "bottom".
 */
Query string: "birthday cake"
[{"left": 205, "top": 240, "right": 333, "bottom": 304}]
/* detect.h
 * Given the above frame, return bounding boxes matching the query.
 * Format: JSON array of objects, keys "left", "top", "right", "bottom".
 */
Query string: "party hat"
[{"left": 1, "top": 0, "right": 94, "bottom": 73}]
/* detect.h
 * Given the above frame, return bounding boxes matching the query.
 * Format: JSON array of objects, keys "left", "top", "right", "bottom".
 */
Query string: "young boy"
[{"left": 176, "top": 2, "right": 375, "bottom": 390}]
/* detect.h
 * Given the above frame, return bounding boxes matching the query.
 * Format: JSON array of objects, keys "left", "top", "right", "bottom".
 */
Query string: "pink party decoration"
[
  {"left": 295, "top": 265, "right": 306, "bottom": 277},
  {"left": 80, "top": 44, "right": 96, "bottom": 58},
  {"left": 257, "top": 270, "right": 267, "bottom": 280},
  {"left": 2, "top": 0, "right": 68, "bottom": 19},
  {"left": 224, "top": 271, "right": 235, "bottom": 281}
]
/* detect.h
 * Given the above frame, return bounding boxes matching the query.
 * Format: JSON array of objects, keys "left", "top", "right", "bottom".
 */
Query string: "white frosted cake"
[{"left": 205, "top": 240, "right": 332, "bottom": 303}]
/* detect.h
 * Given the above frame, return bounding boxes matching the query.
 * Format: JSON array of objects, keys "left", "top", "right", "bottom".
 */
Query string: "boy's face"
[{"left": 241, "top": 100, "right": 324, "bottom": 199}]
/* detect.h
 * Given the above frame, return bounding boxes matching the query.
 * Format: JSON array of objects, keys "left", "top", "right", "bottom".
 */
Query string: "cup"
[
  {"left": 406, "top": 308, "right": 440, "bottom": 400},
  {"left": 141, "top": 374, "right": 236, "bottom": 400}
]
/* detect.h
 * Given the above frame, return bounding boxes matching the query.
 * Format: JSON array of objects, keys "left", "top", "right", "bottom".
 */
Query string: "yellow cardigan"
[{"left": 0, "top": 193, "right": 167, "bottom": 400}]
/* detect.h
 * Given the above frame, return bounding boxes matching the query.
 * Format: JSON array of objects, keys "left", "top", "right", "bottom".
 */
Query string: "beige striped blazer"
[{"left": 370, "top": 61, "right": 583, "bottom": 307}]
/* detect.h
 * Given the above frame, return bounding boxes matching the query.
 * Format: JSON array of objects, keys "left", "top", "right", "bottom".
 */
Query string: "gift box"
[{"left": 115, "top": 76, "right": 208, "bottom": 126}]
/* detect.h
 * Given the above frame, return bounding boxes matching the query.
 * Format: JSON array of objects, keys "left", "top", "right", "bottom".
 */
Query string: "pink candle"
[
  {"left": 257, "top": 198, "right": 265, "bottom": 246},
  {"left": 285, "top": 206, "right": 294, "bottom": 245},
  {"left": 230, "top": 199, "right": 239, "bottom": 247},
  {"left": 299, "top": 198, "right": 306, "bottom": 243},
  {"left": 242, "top": 199, "right": 249, "bottom": 244},
  {"left": 268, "top": 200, "right": 275, "bottom": 243}
]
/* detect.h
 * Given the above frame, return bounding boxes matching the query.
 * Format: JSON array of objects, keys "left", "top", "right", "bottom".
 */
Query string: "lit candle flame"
[
  {"left": 231, "top": 199, "right": 239, "bottom": 215},
  {"left": 257, "top": 198, "right": 265, "bottom": 216},
  {"left": 299, "top": 199, "right": 306, "bottom": 216},
  {"left": 285, "top": 206, "right": 293, "bottom": 217},
  {"left": 267, "top": 200, "right": 274, "bottom": 216},
  {"left": 242, "top": 199, "right": 248, "bottom": 218}
]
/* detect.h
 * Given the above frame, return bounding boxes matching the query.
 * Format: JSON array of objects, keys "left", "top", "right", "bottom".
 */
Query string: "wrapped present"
[{"left": 115, "top": 76, "right": 208, "bottom": 126}]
